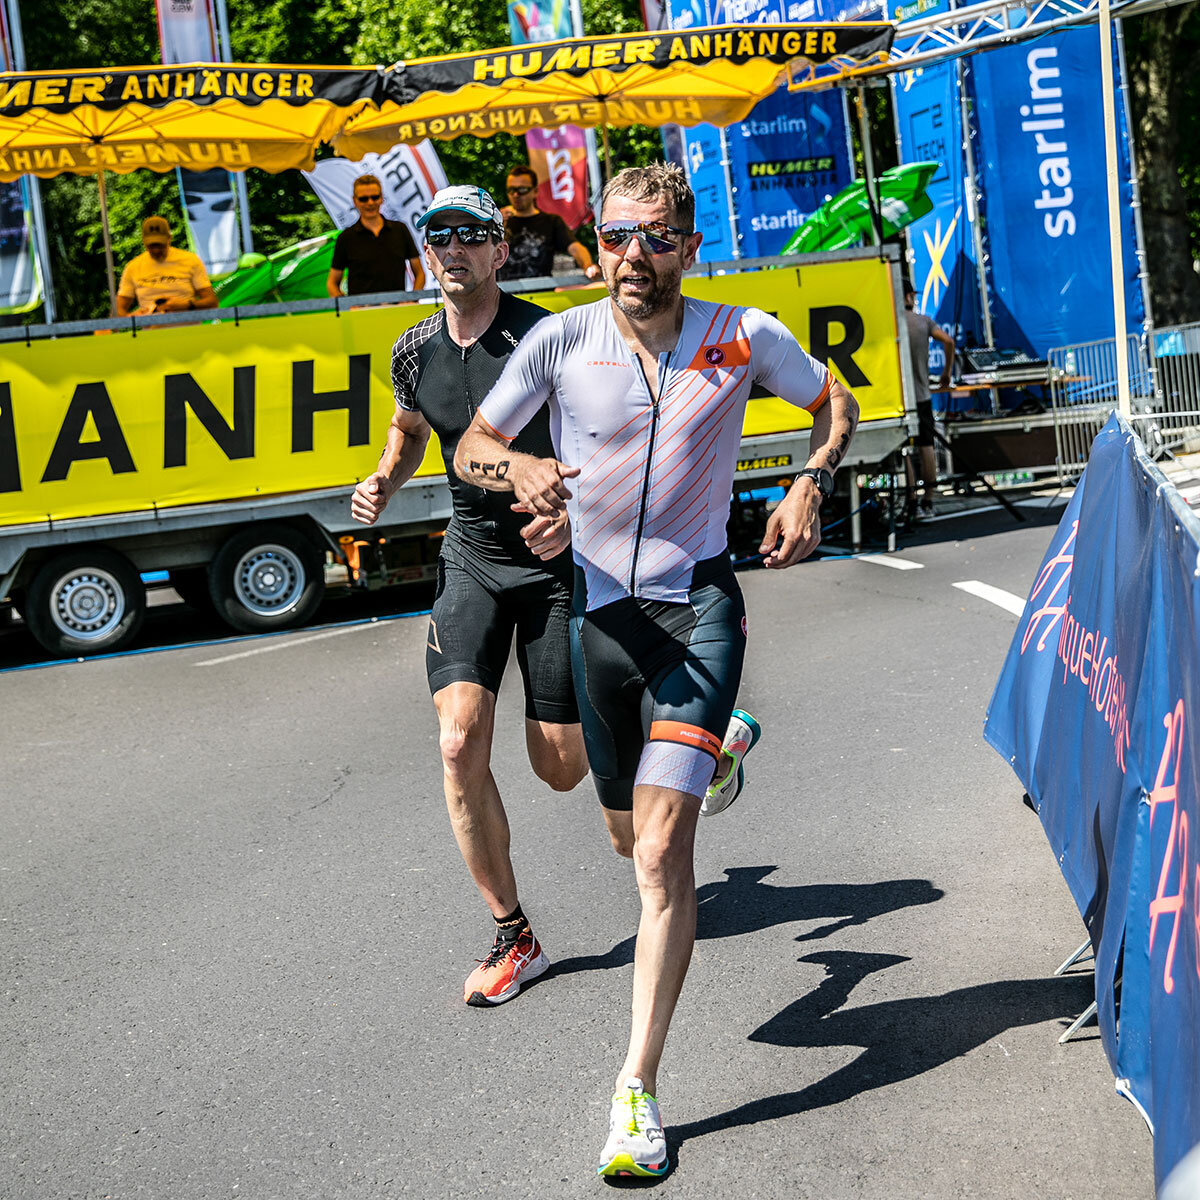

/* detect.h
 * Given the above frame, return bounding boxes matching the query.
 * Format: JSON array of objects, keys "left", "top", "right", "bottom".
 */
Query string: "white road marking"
[
  {"left": 194, "top": 622, "right": 378, "bottom": 666},
  {"left": 857, "top": 554, "right": 925, "bottom": 571},
  {"left": 953, "top": 580, "right": 1027, "bottom": 616}
]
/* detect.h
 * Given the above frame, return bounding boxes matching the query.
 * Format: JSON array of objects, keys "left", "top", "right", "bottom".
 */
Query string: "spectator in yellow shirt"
[{"left": 116, "top": 216, "right": 218, "bottom": 316}]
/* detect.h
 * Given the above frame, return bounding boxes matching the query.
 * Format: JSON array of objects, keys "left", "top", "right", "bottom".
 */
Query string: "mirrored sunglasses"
[
  {"left": 425, "top": 224, "right": 497, "bottom": 247},
  {"left": 596, "top": 222, "right": 690, "bottom": 255},
  {"left": 507, "top": 185, "right": 535, "bottom": 196}
]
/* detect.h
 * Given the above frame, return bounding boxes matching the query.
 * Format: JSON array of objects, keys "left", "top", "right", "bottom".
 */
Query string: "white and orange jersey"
[{"left": 478, "top": 296, "right": 832, "bottom": 612}]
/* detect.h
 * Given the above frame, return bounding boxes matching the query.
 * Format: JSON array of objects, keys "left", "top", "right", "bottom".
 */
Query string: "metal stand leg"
[
  {"left": 887, "top": 463, "right": 897, "bottom": 553},
  {"left": 1054, "top": 938, "right": 1093, "bottom": 976},
  {"left": 1059, "top": 1001, "right": 1097, "bottom": 1043},
  {"left": 1059, "top": 976, "right": 1119, "bottom": 1045},
  {"left": 931, "top": 427, "right": 1026, "bottom": 522},
  {"left": 850, "top": 473, "right": 862, "bottom": 550}
]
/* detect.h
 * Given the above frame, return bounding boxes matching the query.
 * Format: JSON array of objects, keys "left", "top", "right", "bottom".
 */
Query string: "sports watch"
[{"left": 797, "top": 467, "right": 835, "bottom": 499}]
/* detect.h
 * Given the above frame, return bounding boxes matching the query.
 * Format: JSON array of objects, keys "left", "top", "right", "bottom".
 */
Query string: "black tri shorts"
[
  {"left": 425, "top": 533, "right": 578, "bottom": 724},
  {"left": 570, "top": 554, "right": 747, "bottom": 812}
]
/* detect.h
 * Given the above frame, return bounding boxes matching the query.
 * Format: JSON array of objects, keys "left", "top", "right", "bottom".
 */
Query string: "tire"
[
  {"left": 24, "top": 548, "right": 146, "bottom": 657},
  {"left": 208, "top": 525, "right": 324, "bottom": 634}
]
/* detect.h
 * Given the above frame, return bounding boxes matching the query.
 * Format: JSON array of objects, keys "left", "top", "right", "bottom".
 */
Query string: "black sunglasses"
[
  {"left": 355, "top": 193, "right": 383, "bottom": 202},
  {"left": 425, "top": 224, "right": 498, "bottom": 247},
  {"left": 596, "top": 221, "right": 691, "bottom": 255},
  {"left": 507, "top": 185, "right": 535, "bottom": 196}
]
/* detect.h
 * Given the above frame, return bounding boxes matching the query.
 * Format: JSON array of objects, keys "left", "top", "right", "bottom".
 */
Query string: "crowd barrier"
[
  {"left": 1049, "top": 321, "right": 1200, "bottom": 482},
  {"left": 983, "top": 413, "right": 1199, "bottom": 1193}
]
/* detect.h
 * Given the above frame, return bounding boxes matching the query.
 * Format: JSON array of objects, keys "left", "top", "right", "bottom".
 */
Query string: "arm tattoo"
[
  {"left": 825, "top": 430, "right": 852, "bottom": 472},
  {"left": 469, "top": 459, "right": 510, "bottom": 480}
]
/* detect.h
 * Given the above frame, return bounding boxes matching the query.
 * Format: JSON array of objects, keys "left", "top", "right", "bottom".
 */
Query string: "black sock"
[{"left": 494, "top": 904, "right": 528, "bottom": 943}]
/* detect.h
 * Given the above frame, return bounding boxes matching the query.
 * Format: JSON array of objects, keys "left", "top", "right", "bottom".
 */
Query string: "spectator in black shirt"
[
  {"left": 327, "top": 174, "right": 425, "bottom": 298},
  {"left": 497, "top": 164, "right": 600, "bottom": 283}
]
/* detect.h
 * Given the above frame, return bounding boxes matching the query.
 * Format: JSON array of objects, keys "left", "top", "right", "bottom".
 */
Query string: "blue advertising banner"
[
  {"left": 970, "top": 29, "right": 1146, "bottom": 355},
  {"left": 663, "top": 0, "right": 855, "bottom": 261},
  {"left": 984, "top": 415, "right": 1200, "bottom": 1189},
  {"left": 893, "top": 59, "right": 982, "bottom": 353},
  {"left": 726, "top": 83, "right": 852, "bottom": 257}
]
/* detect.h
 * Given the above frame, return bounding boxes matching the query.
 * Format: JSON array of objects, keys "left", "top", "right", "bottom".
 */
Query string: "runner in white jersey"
[{"left": 455, "top": 164, "right": 860, "bottom": 1177}]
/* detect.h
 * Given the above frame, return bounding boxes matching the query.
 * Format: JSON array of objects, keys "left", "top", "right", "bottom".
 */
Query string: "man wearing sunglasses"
[
  {"left": 351, "top": 185, "right": 586, "bottom": 1008},
  {"left": 327, "top": 174, "right": 425, "bottom": 298},
  {"left": 455, "top": 164, "right": 859, "bottom": 1177},
  {"left": 498, "top": 164, "right": 601, "bottom": 283}
]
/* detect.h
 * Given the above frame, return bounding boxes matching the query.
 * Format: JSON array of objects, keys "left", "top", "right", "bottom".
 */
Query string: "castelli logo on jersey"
[{"left": 704, "top": 346, "right": 726, "bottom": 366}]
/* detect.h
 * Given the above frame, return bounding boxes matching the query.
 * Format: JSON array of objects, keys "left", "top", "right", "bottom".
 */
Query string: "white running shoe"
[
  {"left": 597, "top": 1078, "right": 669, "bottom": 1177},
  {"left": 700, "top": 709, "right": 762, "bottom": 817}
]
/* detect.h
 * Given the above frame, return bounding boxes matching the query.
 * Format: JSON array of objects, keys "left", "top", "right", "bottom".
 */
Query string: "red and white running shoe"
[{"left": 464, "top": 926, "right": 549, "bottom": 1007}]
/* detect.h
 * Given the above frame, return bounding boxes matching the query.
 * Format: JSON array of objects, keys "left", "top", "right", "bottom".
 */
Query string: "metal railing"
[{"left": 1049, "top": 322, "right": 1200, "bottom": 481}]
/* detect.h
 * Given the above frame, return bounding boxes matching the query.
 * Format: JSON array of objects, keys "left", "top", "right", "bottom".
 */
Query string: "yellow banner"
[{"left": 0, "top": 256, "right": 900, "bottom": 525}]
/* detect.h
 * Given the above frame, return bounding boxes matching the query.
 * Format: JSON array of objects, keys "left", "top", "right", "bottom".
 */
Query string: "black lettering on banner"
[
  {"left": 41, "top": 382, "right": 136, "bottom": 482},
  {"left": 0, "top": 383, "right": 20, "bottom": 493},
  {"left": 163, "top": 367, "right": 256, "bottom": 468},
  {"left": 809, "top": 305, "right": 870, "bottom": 388},
  {"left": 291, "top": 355, "right": 371, "bottom": 453}
]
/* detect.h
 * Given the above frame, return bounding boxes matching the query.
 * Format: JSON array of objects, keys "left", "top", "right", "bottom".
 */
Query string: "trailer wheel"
[
  {"left": 209, "top": 525, "right": 324, "bottom": 634},
  {"left": 24, "top": 548, "right": 146, "bottom": 657}
]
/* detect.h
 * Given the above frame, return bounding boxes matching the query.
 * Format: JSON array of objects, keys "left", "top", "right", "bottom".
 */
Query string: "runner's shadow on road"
[
  {"left": 669, "top": 950, "right": 1096, "bottom": 1157},
  {"left": 546, "top": 867, "right": 944, "bottom": 981}
]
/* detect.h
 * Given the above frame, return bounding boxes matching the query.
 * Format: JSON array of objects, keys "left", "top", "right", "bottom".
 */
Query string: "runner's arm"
[
  {"left": 351, "top": 404, "right": 432, "bottom": 525},
  {"left": 455, "top": 417, "right": 578, "bottom": 518}
]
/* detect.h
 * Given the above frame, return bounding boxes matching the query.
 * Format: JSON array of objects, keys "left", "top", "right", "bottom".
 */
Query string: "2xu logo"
[{"left": 1147, "top": 699, "right": 1197, "bottom": 993}]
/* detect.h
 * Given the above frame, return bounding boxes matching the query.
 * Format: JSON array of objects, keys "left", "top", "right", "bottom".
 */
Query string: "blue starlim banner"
[
  {"left": 970, "top": 28, "right": 1146, "bottom": 355},
  {"left": 984, "top": 415, "right": 1200, "bottom": 1190}
]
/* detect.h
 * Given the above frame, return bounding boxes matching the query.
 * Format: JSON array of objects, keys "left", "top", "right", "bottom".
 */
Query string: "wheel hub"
[
  {"left": 51, "top": 570, "right": 124, "bottom": 641},
  {"left": 233, "top": 545, "right": 304, "bottom": 615}
]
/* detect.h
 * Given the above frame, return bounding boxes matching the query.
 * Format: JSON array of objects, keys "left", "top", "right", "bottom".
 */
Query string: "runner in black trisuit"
[{"left": 350, "top": 185, "right": 587, "bottom": 1008}]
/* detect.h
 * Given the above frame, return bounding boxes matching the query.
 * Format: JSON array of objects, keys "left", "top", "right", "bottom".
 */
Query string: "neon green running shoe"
[
  {"left": 701, "top": 709, "right": 762, "bottom": 817},
  {"left": 596, "top": 1077, "right": 669, "bottom": 1178}
]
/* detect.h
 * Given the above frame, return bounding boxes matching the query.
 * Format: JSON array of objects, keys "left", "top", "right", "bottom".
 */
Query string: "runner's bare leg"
[
  {"left": 433, "top": 682, "right": 516, "bottom": 917},
  {"left": 615, "top": 783, "right": 703, "bottom": 1096}
]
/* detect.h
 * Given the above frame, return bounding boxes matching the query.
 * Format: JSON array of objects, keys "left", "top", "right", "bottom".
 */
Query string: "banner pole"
[
  {"left": 210, "top": 0, "right": 254, "bottom": 256},
  {"left": 1099, "top": 0, "right": 1131, "bottom": 417},
  {"left": 97, "top": 170, "right": 117, "bottom": 315},
  {"left": 855, "top": 88, "right": 882, "bottom": 248},
  {"left": 5, "top": 0, "right": 56, "bottom": 321}
]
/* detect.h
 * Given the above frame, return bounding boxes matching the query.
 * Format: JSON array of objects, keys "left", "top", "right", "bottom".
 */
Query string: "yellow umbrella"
[
  {"left": 332, "top": 23, "right": 894, "bottom": 162},
  {"left": 0, "top": 62, "right": 387, "bottom": 306},
  {"left": 0, "top": 63, "right": 387, "bottom": 180}
]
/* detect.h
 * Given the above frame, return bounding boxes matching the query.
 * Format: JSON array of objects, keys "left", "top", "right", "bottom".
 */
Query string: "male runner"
[
  {"left": 454, "top": 164, "right": 860, "bottom": 1175},
  {"left": 351, "top": 185, "right": 587, "bottom": 1007}
]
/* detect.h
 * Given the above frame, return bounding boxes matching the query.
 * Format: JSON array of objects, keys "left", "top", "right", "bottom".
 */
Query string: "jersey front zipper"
[{"left": 628, "top": 351, "right": 669, "bottom": 595}]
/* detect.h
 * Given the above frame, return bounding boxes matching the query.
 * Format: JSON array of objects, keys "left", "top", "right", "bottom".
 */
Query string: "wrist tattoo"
[{"left": 469, "top": 458, "right": 510, "bottom": 480}]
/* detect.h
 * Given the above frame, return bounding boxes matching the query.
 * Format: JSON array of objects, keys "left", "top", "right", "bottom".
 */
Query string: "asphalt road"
[{"left": 2, "top": 497, "right": 1156, "bottom": 1199}]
